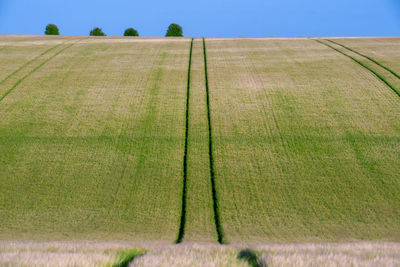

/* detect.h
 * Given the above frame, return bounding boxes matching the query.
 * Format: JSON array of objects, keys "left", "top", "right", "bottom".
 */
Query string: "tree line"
[{"left": 45, "top": 23, "right": 183, "bottom": 37}]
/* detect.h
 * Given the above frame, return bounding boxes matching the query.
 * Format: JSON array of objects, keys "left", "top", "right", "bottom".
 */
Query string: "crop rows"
[
  {"left": 0, "top": 37, "right": 190, "bottom": 241},
  {"left": 176, "top": 38, "right": 193, "bottom": 243},
  {"left": 202, "top": 38, "right": 225, "bottom": 244},
  {"left": 0, "top": 41, "right": 79, "bottom": 102},
  {"left": 327, "top": 39, "right": 400, "bottom": 80},
  {"left": 315, "top": 39, "right": 400, "bottom": 98},
  {"left": 0, "top": 36, "right": 399, "bottom": 244},
  {"left": 205, "top": 38, "right": 400, "bottom": 242}
]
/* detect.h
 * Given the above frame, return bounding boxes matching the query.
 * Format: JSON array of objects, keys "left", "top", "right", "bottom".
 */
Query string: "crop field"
[
  {"left": 0, "top": 36, "right": 399, "bottom": 265},
  {"left": 206, "top": 38, "right": 400, "bottom": 243},
  {"left": 0, "top": 36, "right": 190, "bottom": 241}
]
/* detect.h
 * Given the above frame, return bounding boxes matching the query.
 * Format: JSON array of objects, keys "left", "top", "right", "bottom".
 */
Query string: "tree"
[
  {"left": 90, "top": 27, "right": 106, "bottom": 36},
  {"left": 124, "top": 28, "right": 139, "bottom": 36},
  {"left": 45, "top": 24, "right": 59, "bottom": 35},
  {"left": 165, "top": 23, "right": 183, "bottom": 37}
]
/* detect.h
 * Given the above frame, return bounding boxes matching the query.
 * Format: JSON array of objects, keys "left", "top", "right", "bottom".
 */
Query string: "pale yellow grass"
[
  {"left": 206, "top": 37, "right": 310, "bottom": 41},
  {"left": 255, "top": 242, "right": 400, "bottom": 267},
  {"left": 132, "top": 243, "right": 246, "bottom": 267},
  {"left": 0, "top": 241, "right": 145, "bottom": 267},
  {"left": 77, "top": 37, "right": 191, "bottom": 44},
  {"left": 130, "top": 242, "right": 400, "bottom": 267},
  {"left": 2, "top": 242, "right": 396, "bottom": 266}
]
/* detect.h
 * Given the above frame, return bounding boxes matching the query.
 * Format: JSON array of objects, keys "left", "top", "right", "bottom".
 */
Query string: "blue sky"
[{"left": 0, "top": 0, "right": 399, "bottom": 36}]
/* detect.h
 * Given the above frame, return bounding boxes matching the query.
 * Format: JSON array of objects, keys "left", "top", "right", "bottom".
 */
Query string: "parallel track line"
[
  {"left": 203, "top": 37, "right": 225, "bottom": 244},
  {"left": 315, "top": 39, "right": 400, "bottom": 98},
  {"left": 176, "top": 38, "right": 194, "bottom": 243},
  {"left": 0, "top": 43, "right": 76, "bottom": 103},
  {"left": 327, "top": 39, "right": 400, "bottom": 80}
]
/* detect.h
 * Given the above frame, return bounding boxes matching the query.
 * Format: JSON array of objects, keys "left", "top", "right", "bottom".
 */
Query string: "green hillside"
[{"left": 0, "top": 36, "right": 399, "bottom": 243}]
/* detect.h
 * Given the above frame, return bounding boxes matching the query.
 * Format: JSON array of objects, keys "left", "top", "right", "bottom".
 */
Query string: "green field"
[
  {"left": 0, "top": 36, "right": 190, "bottom": 241},
  {"left": 0, "top": 36, "right": 399, "bottom": 253},
  {"left": 206, "top": 38, "right": 400, "bottom": 242}
]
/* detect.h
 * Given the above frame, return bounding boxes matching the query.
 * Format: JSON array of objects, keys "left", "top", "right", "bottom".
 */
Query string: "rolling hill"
[{"left": 0, "top": 35, "right": 399, "bottom": 265}]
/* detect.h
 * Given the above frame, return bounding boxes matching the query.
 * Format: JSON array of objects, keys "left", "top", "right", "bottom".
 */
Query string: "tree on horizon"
[
  {"left": 90, "top": 27, "right": 106, "bottom": 36},
  {"left": 45, "top": 24, "right": 59, "bottom": 35},
  {"left": 165, "top": 23, "right": 183, "bottom": 37},
  {"left": 124, "top": 28, "right": 139, "bottom": 36}
]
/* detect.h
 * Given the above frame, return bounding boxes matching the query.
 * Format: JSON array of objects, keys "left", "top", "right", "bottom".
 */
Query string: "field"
[
  {"left": 0, "top": 36, "right": 399, "bottom": 265},
  {"left": 206, "top": 38, "right": 400, "bottom": 242},
  {"left": 1, "top": 241, "right": 400, "bottom": 266}
]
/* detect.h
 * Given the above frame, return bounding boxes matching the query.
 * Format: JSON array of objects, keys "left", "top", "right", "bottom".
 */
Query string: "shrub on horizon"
[
  {"left": 165, "top": 23, "right": 183, "bottom": 37},
  {"left": 90, "top": 27, "right": 106, "bottom": 36},
  {"left": 124, "top": 28, "right": 139, "bottom": 36},
  {"left": 45, "top": 24, "right": 59, "bottom": 35}
]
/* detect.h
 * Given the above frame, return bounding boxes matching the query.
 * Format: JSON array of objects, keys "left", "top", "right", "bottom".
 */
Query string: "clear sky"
[{"left": 0, "top": 0, "right": 399, "bottom": 37}]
